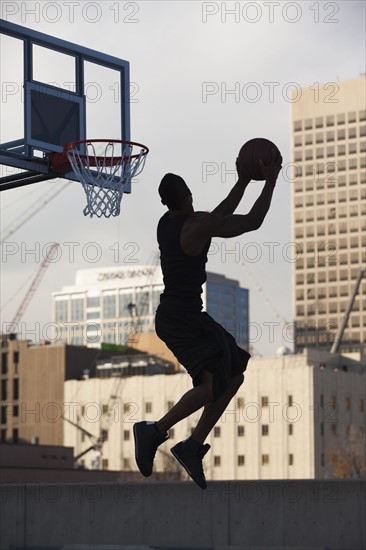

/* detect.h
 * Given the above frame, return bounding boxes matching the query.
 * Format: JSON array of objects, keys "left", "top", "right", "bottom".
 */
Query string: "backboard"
[{"left": 0, "top": 19, "right": 131, "bottom": 192}]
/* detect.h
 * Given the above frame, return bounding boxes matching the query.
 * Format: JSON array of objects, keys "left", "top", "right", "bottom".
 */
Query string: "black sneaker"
[
  {"left": 171, "top": 437, "right": 211, "bottom": 489},
  {"left": 133, "top": 421, "right": 168, "bottom": 477}
]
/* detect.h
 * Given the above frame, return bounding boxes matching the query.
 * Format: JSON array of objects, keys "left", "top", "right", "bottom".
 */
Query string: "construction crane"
[
  {"left": 330, "top": 268, "right": 365, "bottom": 354},
  {"left": 10, "top": 243, "right": 60, "bottom": 326}
]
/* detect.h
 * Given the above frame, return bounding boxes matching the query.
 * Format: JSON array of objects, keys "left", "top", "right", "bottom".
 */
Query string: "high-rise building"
[
  {"left": 51, "top": 266, "right": 249, "bottom": 350},
  {"left": 291, "top": 76, "right": 366, "bottom": 354}
]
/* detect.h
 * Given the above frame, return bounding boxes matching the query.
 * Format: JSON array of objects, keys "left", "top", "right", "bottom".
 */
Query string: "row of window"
[
  {"left": 294, "top": 141, "right": 366, "bottom": 161},
  {"left": 295, "top": 221, "right": 365, "bottom": 240},
  {"left": 297, "top": 305, "right": 364, "bottom": 319},
  {"left": 294, "top": 160, "right": 365, "bottom": 179},
  {"left": 1, "top": 378, "right": 19, "bottom": 401},
  {"left": 295, "top": 211, "right": 364, "bottom": 225},
  {"left": 297, "top": 285, "right": 365, "bottom": 300},
  {"left": 54, "top": 289, "right": 161, "bottom": 323},
  {"left": 0, "top": 428, "right": 18, "bottom": 443},
  {"left": 295, "top": 252, "right": 365, "bottom": 269},
  {"left": 294, "top": 126, "right": 366, "bottom": 146},
  {"left": 294, "top": 173, "right": 364, "bottom": 191},
  {"left": 294, "top": 111, "right": 366, "bottom": 132},
  {"left": 296, "top": 269, "right": 365, "bottom": 285},
  {"left": 109, "top": 454, "right": 295, "bottom": 470}
]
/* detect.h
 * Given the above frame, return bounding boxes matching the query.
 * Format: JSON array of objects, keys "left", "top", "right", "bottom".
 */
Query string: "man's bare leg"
[
  {"left": 156, "top": 370, "right": 214, "bottom": 435},
  {"left": 190, "top": 373, "right": 244, "bottom": 444}
]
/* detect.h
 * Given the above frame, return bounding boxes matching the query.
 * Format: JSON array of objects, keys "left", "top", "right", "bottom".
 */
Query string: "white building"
[
  {"left": 52, "top": 266, "right": 249, "bottom": 349},
  {"left": 64, "top": 348, "right": 365, "bottom": 480}
]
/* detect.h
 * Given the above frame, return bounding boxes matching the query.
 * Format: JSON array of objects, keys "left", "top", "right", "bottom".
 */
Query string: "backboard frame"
[{"left": 0, "top": 19, "right": 131, "bottom": 191}]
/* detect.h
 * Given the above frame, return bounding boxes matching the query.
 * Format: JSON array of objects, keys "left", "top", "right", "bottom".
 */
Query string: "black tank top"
[{"left": 157, "top": 212, "right": 211, "bottom": 312}]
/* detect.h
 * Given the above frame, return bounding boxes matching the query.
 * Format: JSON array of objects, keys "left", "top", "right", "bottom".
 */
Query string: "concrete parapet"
[{"left": 1, "top": 480, "right": 364, "bottom": 549}]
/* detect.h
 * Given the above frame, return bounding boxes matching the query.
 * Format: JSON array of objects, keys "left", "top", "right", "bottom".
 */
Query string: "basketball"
[{"left": 237, "top": 138, "right": 282, "bottom": 181}]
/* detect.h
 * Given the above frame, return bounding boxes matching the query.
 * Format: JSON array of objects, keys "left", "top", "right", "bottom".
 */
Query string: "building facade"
[
  {"left": 52, "top": 266, "right": 250, "bottom": 350},
  {"left": 291, "top": 76, "right": 366, "bottom": 353},
  {"left": 0, "top": 333, "right": 145, "bottom": 446},
  {"left": 64, "top": 349, "right": 365, "bottom": 480}
]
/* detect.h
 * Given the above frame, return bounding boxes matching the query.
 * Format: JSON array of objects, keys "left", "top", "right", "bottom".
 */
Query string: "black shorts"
[{"left": 155, "top": 306, "right": 250, "bottom": 401}]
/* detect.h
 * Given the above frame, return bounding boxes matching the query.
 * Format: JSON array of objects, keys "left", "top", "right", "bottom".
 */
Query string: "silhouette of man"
[{"left": 134, "top": 155, "right": 282, "bottom": 488}]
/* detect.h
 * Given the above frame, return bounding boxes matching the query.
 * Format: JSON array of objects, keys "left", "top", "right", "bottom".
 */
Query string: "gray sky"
[{"left": 1, "top": 1, "right": 365, "bottom": 355}]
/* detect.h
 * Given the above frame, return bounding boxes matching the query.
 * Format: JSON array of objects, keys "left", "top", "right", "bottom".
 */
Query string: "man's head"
[{"left": 158, "top": 173, "right": 192, "bottom": 211}]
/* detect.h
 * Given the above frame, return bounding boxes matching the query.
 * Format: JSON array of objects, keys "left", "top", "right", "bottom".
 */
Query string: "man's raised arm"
[{"left": 211, "top": 160, "right": 251, "bottom": 216}]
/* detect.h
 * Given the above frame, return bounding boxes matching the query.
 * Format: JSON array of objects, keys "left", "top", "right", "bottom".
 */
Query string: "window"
[
  {"left": 101, "top": 429, "right": 108, "bottom": 442},
  {"left": 102, "top": 404, "right": 108, "bottom": 415},
  {"left": 71, "top": 298, "right": 84, "bottom": 322},
  {"left": 238, "top": 455, "right": 245, "bottom": 466},
  {"left": 237, "top": 397, "right": 244, "bottom": 409},
  {"left": 122, "top": 458, "right": 130, "bottom": 469},
  {"left": 214, "top": 455, "right": 221, "bottom": 467},
  {"left": 305, "top": 150, "right": 313, "bottom": 161},
  {"left": 359, "top": 399, "right": 364, "bottom": 412},
  {"left": 167, "top": 401, "right": 174, "bottom": 410},
  {"left": 261, "top": 425, "right": 269, "bottom": 436},
  {"left": 261, "top": 396, "right": 269, "bottom": 407},
  {"left": 305, "top": 133, "right": 313, "bottom": 145},
  {"left": 123, "top": 403, "right": 131, "bottom": 414},
  {"left": 214, "top": 427, "right": 221, "bottom": 437},
  {"left": 12, "top": 428, "right": 18, "bottom": 444},
  {"left": 348, "top": 127, "right": 357, "bottom": 139},
  {"left": 288, "top": 395, "right": 293, "bottom": 406},
  {"left": 145, "top": 402, "right": 152, "bottom": 414},
  {"left": 288, "top": 424, "right": 293, "bottom": 435},
  {"left": 237, "top": 425, "right": 245, "bottom": 437},
  {"left": 103, "top": 294, "right": 116, "bottom": 319},
  {"left": 349, "top": 142, "right": 357, "bottom": 154},
  {"left": 1, "top": 406, "right": 7, "bottom": 424},
  {"left": 168, "top": 428, "right": 174, "bottom": 438},
  {"left": 119, "top": 292, "right": 133, "bottom": 317},
  {"left": 13, "top": 379, "right": 19, "bottom": 400},
  {"left": 326, "top": 131, "right": 334, "bottom": 142},
  {"left": 321, "top": 453, "right": 325, "bottom": 466},
  {"left": 1, "top": 353, "right": 8, "bottom": 375},
  {"left": 315, "top": 132, "right": 323, "bottom": 143},
  {"left": 55, "top": 300, "right": 68, "bottom": 322},
  {"left": 294, "top": 120, "right": 302, "bottom": 132},
  {"left": 123, "top": 430, "right": 130, "bottom": 441},
  {"left": 326, "top": 115, "right": 334, "bottom": 126},
  {"left": 13, "top": 405, "right": 19, "bottom": 417},
  {"left": 262, "top": 454, "right": 269, "bottom": 465},
  {"left": 102, "top": 459, "right": 109, "bottom": 470},
  {"left": 315, "top": 117, "right": 323, "bottom": 128},
  {"left": 1, "top": 429, "right": 6, "bottom": 443},
  {"left": 87, "top": 296, "right": 100, "bottom": 308}
]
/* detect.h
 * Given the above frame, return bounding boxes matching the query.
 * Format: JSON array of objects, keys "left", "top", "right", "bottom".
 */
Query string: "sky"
[{"left": 0, "top": 0, "right": 365, "bottom": 356}]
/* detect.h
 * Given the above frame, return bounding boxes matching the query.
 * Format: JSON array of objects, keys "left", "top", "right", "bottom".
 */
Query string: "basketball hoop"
[{"left": 52, "top": 139, "right": 149, "bottom": 218}]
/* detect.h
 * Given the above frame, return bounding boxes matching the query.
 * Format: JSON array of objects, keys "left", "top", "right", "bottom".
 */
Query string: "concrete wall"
[{"left": 1, "top": 480, "right": 365, "bottom": 549}]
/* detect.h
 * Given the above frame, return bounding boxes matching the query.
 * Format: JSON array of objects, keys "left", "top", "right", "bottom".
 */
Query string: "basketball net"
[{"left": 65, "top": 140, "right": 148, "bottom": 218}]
